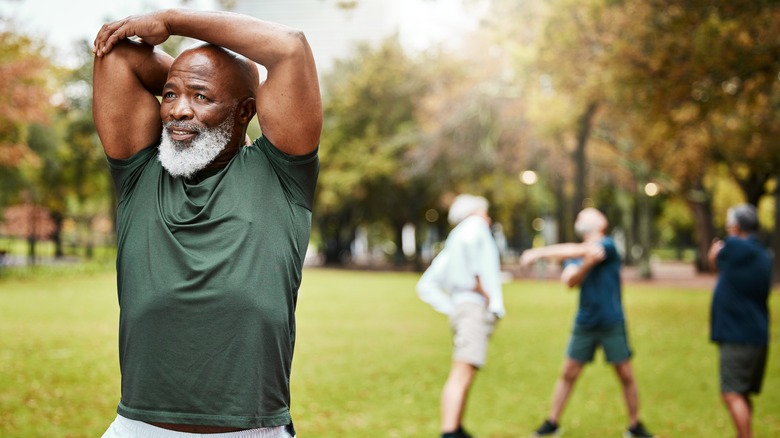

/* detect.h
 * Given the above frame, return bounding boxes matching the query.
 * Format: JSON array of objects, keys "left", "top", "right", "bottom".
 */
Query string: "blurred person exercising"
[
  {"left": 417, "top": 194, "right": 506, "bottom": 438},
  {"left": 708, "top": 204, "right": 771, "bottom": 438},
  {"left": 92, "top": 9, "right": 321, "bottom": 437},
  {"left": 520, "top": 208, "right": 654, "bottom": 438}
]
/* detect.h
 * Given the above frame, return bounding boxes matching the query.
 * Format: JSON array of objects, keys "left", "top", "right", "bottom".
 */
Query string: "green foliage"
[
  {"left": 0, "top": 31, "right": 113, "bottom": 260},
  {"left": 1, "top": 269, "right": 779, "bottom": 437},
  {"left": 3, "top": 0, "right": 779, "bottom": 272},
  {"left": 317, "top": 38, "right": 450, "bottom": 263},
  {"left": 319, "top": 38, "right": 431, "bottom": 217},
  {"left": 500, "top": 0, "right": 780, "bottom": 269},
  {"left": 602, "top": 0, "right": 780, "bottom": 198},
  {"left": 0, "top": 25, "right": 53, "bottom": 207}
]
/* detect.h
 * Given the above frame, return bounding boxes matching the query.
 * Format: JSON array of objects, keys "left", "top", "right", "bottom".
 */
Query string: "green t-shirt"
[{"left": 107, "top": 136, "right": 318, "bottom": 428}]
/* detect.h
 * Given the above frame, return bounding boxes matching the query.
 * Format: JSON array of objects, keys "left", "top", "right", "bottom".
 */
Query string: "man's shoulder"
[
  {"left": 600, "top": 236, "right": 616, "bottom": 248},
  {"left": 453, "top": 217, "right": 491, "bottom": 240},
  {"left": 248, "top": 135, "right": 319, "bottom": 163},
  {"left": 107, "top": 142, "right": 159, "bottom": 167}
]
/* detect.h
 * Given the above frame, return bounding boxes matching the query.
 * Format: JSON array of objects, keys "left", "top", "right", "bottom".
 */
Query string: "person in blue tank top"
[
  {"left": 708, "top": 203, "right": 771, "bottom": 438},
  {"left": 520, "top": 208, "right": 655, "bottom": 438},
  {"left": 93, "top": 9, "right": 321, "bottom": 438}
]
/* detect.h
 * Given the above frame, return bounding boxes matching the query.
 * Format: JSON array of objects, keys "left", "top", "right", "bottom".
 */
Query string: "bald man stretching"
[
  {"left": 93, "top": 9, "right": 321, "bottom": 438},
  {"left": 520, "top": 208, "right": 655, "bottom": 438}
]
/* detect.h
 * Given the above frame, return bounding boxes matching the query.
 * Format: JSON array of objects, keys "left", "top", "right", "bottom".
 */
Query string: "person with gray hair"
[
  {"left": 417, "top": 194, "right": 505, "bottom": 438},
  {"left": 708, "top": 203, "right": 772, "bottom": 438}
]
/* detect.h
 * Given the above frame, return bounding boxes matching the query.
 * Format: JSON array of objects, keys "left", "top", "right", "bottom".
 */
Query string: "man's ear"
[{"left": 236, "top": 97, "right": 257, "bottom": 125}]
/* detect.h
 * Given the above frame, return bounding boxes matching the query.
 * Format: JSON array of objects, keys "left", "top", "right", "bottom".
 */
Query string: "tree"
[
  {"left": 0, "top": 202, "right": 56, "bottom": 265},
  {"left": 601, "top": 0, "right": 780, "bottom": 271},
  {"left": 317, "top": 37, "right": 435, "bottom": 265},
  {"left": 58, "top": 41, "right": 113, "bottom": 258},
  {"left": 0, "top": 25, "right": 52, "bottom": 210}
]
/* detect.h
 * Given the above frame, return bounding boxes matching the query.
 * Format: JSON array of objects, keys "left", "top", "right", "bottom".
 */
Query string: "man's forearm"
[
  {"left": 531, "top": 243, "right": 589, "bottom": 261},
  {"left": 162, "top": 9, "right": 307, "bottom": 68},
  {"left": 562, "top": 258, "right": 598, "bottom": 288}
]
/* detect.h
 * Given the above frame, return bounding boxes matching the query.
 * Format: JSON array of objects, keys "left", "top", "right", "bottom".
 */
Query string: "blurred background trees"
[{"left": 1, "top": 0, "right": 778, "bottom": 279}]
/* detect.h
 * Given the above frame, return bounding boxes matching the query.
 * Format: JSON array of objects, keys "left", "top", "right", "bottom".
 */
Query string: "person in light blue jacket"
[{"left": 417, "top": 194, "right": 505, "bottom": 438}]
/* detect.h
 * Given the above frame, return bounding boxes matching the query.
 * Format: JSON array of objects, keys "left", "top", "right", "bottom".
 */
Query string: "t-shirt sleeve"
[
  {"left": 255, "top": 136, "right": 319, "bottom": 211},
  {"left": 601, "top": 238, "right": 620, "bottom": 263},
  {"left": 105, "top": 144, "right": 158, "bottom": 202}
]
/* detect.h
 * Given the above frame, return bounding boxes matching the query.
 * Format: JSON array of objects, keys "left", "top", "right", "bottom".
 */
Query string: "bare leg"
[
  {"left": 614, "top": 360, "right": 640, "bottom": 427},
  {"left": 441, "top": 361, "right": 477, "bottom": 433},
  {"left": 722, "top": 392, "right": 752, "bottom": 438},
  {"left": 548, "top": 358, "right": 584, "bottom": 423}
]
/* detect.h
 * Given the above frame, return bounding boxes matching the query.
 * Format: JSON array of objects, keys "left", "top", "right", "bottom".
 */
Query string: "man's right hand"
[
  {"left": 94, "top": 11, "right": 172, "bottom": 57},
  {"left": 583, "top": 243, "right": 606, "bottom": 265},
  {"left": 519, "top": 249, "right": 538, "bottom": 268}
]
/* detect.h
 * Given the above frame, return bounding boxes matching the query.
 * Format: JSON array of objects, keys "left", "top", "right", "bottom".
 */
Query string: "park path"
[{"left": 507, "top": 260, "right": 717, "bottom": 289}]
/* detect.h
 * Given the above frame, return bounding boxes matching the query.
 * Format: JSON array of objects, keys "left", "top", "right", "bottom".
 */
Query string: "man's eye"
[
  {"left": 163, "top": 92, "right": 175, "bottom": 99},
  {"left": 195, "top": 94, "right": 207, "bottom": 100}
]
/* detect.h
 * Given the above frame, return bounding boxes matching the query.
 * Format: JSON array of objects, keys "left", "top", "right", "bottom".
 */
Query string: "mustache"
[{"left": 163, "top": 121, "right": 204, "bottom": 133}]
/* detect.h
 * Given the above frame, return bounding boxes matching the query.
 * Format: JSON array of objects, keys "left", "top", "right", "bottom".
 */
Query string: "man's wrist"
[{"left": 160, "top": 9, "right": 181, "bottom": 37}]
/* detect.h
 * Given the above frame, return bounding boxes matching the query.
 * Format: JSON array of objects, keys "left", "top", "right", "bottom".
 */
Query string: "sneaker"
[
  {"left": 442, "top": 426, "right": 472, "bottom": 438},
  {"left": 532, "top": 419, "right": 561, "bottom": 437},
  {"left": 624, "top": 421, "right": 655, "bottom": 438}
]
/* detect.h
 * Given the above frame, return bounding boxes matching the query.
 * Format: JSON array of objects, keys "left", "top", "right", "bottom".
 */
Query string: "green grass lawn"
[{"left": 1, "top": 268, "right": 778, "bottom": 437}]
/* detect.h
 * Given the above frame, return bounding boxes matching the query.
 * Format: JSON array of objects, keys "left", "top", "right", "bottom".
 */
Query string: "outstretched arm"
[
  {"left": 94, "top": 9, "right": 322, "bottom": 156},
  {"left": 519, "top": 242, "right": 593, "bottom": 267}
]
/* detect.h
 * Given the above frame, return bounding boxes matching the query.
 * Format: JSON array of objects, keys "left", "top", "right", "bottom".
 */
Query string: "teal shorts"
[{"left": 567, "top": 323, "right": 632, "bottom": 364}]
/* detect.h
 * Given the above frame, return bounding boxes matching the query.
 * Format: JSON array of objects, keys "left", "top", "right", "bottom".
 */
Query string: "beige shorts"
[{"left": 449, "top": 302, "right": 498, "bottom": 368}]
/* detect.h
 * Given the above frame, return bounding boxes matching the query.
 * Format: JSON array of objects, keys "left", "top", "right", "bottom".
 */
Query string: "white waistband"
[{"left": 102, "top": 415, "right": 292, "bottom": 438}]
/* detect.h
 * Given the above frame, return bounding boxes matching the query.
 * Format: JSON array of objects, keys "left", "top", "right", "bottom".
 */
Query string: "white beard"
[{"left": 158, "top": 114, "right": 235, "bottom": 179}]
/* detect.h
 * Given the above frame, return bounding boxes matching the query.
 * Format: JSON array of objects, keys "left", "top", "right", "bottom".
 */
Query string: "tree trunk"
[
  {"left": 571, "top": 101, "right": 598, "bottom": 233},
  {"left": 318, "top": 213, "right": 354, "bottom": 265},
  {"left": 773, "top": 184, "right": 780, "bottom": 283},
  {"left": 393, "top": 221, "right": 406, "bottom": 267},
  {"left": 617, "top": 188, "right": 636, "bottom": 266},
  {"left": 637, "top": 182, "right": 653, "bottom": 279},
  {"left": 27, "top": 236, "right": 37, "bottom": 266},
  {"left": 553, "top": 174, "right": 569, "bottom": 244},
  {"left": 734, "top": 170, "right": 771, "bottom": 207},
  {"left": 687, "top": 187, "right": 715, "bottom": 272},
  {"left": 51, "top": 211, "right": 64, "bottom": 259}
]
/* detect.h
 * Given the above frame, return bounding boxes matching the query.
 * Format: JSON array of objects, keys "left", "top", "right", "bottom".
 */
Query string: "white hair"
[
  {"left": 158, "top": 111, "right": 235, "bottom": 179},
  {"left": 726, "top": 203, "right": 759, "bottom": 232},
  {"left": 448, "top": 194, "right": 489, "bottom": 225}
]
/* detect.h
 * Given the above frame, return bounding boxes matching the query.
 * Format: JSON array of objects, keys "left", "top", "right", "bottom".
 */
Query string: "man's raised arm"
[
  {"left": 93, "top": 40, "right": 172, "bottom": 159},
  {"left": 94, "top": 9, "right": 322, "bottom": 156}
]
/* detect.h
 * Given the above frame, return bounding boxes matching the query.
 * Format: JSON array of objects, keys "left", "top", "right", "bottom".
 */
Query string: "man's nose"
[{"left": 169, "top": 98, "right": 194, "bottom": 120}]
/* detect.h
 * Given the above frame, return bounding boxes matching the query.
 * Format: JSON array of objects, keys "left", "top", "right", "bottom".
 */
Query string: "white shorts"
[
  {"left": 102, "top": 415, "right": 295, "bottom": 438},
  {"left": 449, "top": 302, "right": 498, "bottom": 368}
]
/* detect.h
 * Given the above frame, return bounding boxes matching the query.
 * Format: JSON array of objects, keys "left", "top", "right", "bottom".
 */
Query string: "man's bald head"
[
  {"left": 175, "top": 43, "right": 259, "bottom": 102},
  {"left": 574, "top": 207, "right": 608, "bottom": 238}
]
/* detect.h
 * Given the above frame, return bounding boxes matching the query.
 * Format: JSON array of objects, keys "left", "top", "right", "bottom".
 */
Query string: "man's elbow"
[
  {"left": 274, "top": 28, "right": 311, "bottom": 58},
  {"left": 561, "top": 273, "right": 580, "bottom": 288}
]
